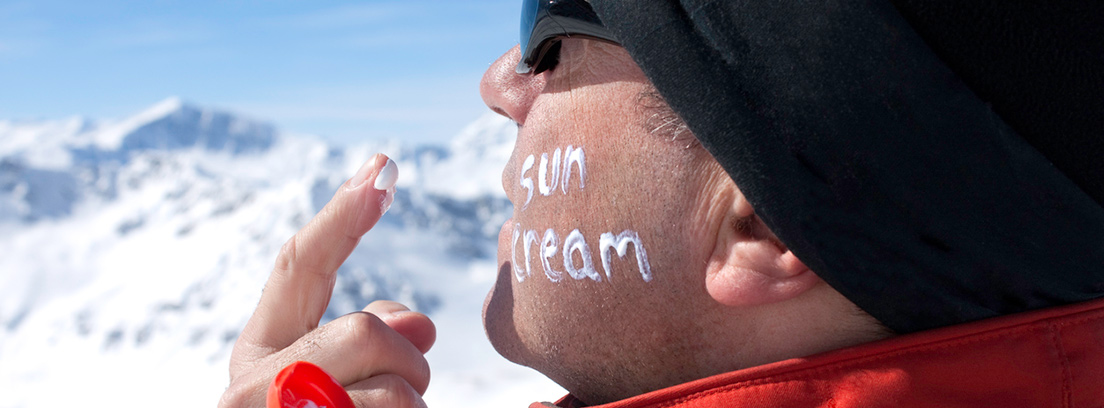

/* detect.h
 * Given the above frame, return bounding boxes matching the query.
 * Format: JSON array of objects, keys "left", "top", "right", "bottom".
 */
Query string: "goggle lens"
[{"left": 517, "top": 0, "right": 618, "bottom": 74}]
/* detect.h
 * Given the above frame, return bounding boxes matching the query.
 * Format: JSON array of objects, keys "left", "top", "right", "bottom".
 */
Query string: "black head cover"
[{"left": 591, "top": 0, "right": 1104, "bottom": 333}]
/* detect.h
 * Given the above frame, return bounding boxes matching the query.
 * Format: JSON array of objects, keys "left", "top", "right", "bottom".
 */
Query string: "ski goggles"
[{"left": 517, "top": 0, "right": 619, "bottom": 74}]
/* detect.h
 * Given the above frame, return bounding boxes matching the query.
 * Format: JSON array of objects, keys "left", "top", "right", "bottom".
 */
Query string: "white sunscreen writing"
[
  {"left": 537, "top": 148, "right": 561, "bottom": 196},
  {"left": 513, "top": 225, "right": 653, "bottom": 283},
  {"left": 563, "top": 228, "right": 601, "bottom": 281},
  {"left": 520, "top": 145, "right": 586, "bottom": 208},
  {"left": 599, "top": 230, "right": 652, "bottom": 282},
  {"left": 511, "top": 225, "right": 526, "bottom": 282},
  {"left": 541, "top": 229, "right": 564, "bottom": 282},
  {"left": 523, "top": 228, "right": 540, "bottom": 282},
  {"left": 520, "top": 155, "right": 535, "bottom": 210},
  {"left": 512, "top": 144, "right": 653, "bottom": 284},
  {"left": 561, "top": 145, "right": 585, "bottom": 193}
]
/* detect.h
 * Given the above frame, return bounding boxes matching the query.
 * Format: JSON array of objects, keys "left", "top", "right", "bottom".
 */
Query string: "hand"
[{"left": 219, "top": 154, "right": 436, "bottom": 408}]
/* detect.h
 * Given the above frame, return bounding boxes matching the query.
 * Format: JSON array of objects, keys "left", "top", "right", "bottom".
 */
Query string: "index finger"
[{"left": 239, "top": 154, "right": 399, "bottom": 356}]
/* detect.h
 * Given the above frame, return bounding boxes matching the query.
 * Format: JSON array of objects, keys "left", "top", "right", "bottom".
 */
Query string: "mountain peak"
[
  {"left": 91, "top": 98, "right": 276, "bottom": 155},
  {"left": 143, "top": 96, "right": 187, "bottom": 118}
]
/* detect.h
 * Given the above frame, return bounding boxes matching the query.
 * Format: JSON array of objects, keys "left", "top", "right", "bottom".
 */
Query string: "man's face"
[{"left": 480, "top": 39, "right": 735, "bottom": 400}]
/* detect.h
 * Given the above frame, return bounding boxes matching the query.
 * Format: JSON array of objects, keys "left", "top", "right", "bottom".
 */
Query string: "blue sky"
[{"left": 0, "top": 0, "right": 519, "bottom": 145}]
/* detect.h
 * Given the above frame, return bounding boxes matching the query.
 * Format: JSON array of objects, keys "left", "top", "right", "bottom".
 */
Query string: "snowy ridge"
[
  {"left": 0, "top": 97, "right": 279, "bottom": 223},
  {"left": 90, "top": 97, "right": 275, "bottom": 154},
  {"left": 0, "top": 101, "right": 563, "bottom": 407}
]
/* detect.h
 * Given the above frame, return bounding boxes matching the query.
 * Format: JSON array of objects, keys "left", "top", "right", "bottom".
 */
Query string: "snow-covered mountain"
[{"left": 0, "top": 99, "right": 562, "bottom": 408}]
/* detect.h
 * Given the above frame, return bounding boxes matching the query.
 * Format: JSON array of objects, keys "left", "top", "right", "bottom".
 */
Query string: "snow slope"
[{"left": 0, "top": 99, "right": 563, "bottom": 408}]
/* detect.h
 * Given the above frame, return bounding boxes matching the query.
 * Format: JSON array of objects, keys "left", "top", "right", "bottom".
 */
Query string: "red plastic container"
[{"left": 267, "top": 361, "right": 355, "bottom": 408}]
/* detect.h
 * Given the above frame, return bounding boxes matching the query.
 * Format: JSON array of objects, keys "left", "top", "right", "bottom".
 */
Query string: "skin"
[
  {"left": 480, "top": 40, "right": 891, "bottom": 404},
  {"left": 221, "top": 154, "right": 436, "bottom": 408},
  {"left": 481, "top": 41, "right": 724, "bottom": 400},
  {"left": 223, "top": 39, "right": 890, "bottom": 408}
]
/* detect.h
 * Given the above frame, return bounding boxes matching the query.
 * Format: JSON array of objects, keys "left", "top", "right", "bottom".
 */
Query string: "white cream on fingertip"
[
  {"left": 379, "top": 186, "right": 395, "bottom": 215},
  {"left": 374, "top": 158, "right": 398, "bottom": 190}
]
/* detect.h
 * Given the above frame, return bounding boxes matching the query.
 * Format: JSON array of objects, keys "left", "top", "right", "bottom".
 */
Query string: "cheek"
[
  {"left": 591, "top": 134, "right": 720, "bottom": 275},
  {"left": 502, "top": 138, "right": 547, "bottom": 212},
  {"left": 499, "top": 75, "right": 711, "bottom": 283},
  {"left": 501, "top": 155, "right": 519, "bottom": 200}
]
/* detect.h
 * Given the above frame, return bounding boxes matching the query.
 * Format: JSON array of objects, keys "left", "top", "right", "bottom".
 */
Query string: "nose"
[{"left": 480, "top": 45, "right": 546, "bottom": 126}]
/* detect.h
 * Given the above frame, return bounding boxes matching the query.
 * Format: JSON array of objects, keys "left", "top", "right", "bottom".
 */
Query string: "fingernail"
[
  {"left": 380, "top": 310, "right": 419, "bottom": 323},
  {"left": 349, "top": 154, "right": 384, "bottom": 190},
  {"left": 374, "top": 158, "right": 398, "bottom": 190},
  {"left": 370, "top": 301, "right": 412, "bottom": 318},
  {"left": 383, "top": 306, "right": 412, "bottom": 316}
]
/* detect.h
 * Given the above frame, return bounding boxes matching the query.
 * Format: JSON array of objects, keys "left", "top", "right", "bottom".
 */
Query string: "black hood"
[{"left": 592, "top": 0, "right": 1104, "bottom": 333}]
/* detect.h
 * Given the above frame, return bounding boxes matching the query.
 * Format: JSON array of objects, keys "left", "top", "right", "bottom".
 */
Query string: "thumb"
[{"left": 363, "top": 300, "right": 437, "bottom": 354}]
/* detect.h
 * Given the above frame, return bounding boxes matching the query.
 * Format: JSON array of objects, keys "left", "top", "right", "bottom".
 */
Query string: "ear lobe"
[{"left": 705, "top": 191, "right": 821, "bottom": 307}]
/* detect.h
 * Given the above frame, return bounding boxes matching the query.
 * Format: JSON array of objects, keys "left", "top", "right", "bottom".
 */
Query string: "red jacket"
[{"left": 533, "top": 298, "right": 1104, "bottom": 407}]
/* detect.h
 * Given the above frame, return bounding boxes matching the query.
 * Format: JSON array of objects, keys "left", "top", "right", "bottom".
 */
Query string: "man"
[{"left": 222, "top": 1, "right": 1104, "bottom": 407}]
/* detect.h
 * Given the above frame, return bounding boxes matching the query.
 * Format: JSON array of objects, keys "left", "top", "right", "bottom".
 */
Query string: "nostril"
[{"left": 481, "top": 45, "right": 543, "bottom": 126}]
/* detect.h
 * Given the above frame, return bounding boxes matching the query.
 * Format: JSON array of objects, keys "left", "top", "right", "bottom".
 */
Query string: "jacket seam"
[
  {"left": 649, "top": 311, "right": 1104, "bottom": 408},
  {"left": 656, "top": 325, "right": 1051, "bottom": 407},
  {"left": 1048, "top": 323, "right": 1073, "bottom": 408}
]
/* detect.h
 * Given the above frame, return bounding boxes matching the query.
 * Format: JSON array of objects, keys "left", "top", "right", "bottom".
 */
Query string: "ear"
[{"left": 705, "top": 187, "right": 822, "bottom": 307}]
